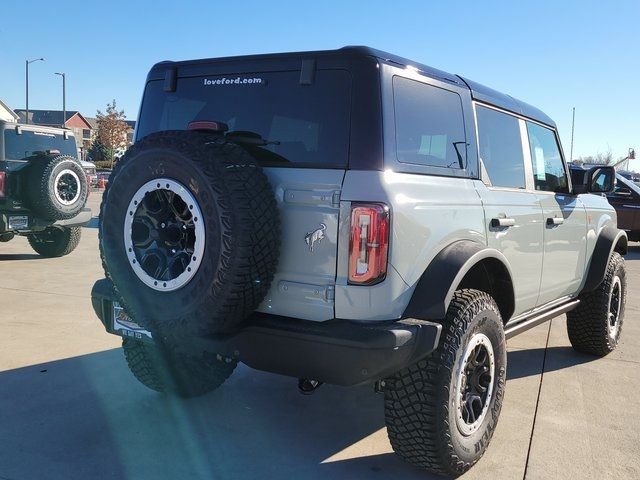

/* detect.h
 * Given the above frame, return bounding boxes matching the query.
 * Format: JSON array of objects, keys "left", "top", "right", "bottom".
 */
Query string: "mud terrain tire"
[
  {"left": 27, "top": 154, "right": 88, "bottom": 220},
  {"left": 100, "top": 130, "right": 280, "bottom": 336},
  {"left": 384, "top": 289, "right": 507, "bottom": 477}
]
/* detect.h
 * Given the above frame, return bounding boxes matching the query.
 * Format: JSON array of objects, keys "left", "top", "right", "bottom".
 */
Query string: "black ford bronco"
[{"left": 0, "top": 121, "right": 91, "bottom": 257}]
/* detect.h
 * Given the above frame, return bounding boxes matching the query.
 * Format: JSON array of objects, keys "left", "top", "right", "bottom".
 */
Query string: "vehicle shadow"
[
  {"left": 625, "top": 243, "right": 640, "bottom": 261},
  {"left": 0, "top": 348, "right": 441, "bottom": 480},
  {"left": 0, "top": 253, "right": 42, "bottom": 261},
  {"left": 0, "top": 341, "right": 573, "bottom": 480},
  {"left": 507, "top": 346, "right": 597, "bottom": 380},
  {"left": 84, "top": 217, "right": 100, "bottom": 229}
]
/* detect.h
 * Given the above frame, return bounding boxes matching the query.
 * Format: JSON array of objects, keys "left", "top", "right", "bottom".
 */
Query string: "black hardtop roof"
[{"left": 149, "top": 45, "right": 556, "bottom": 128}]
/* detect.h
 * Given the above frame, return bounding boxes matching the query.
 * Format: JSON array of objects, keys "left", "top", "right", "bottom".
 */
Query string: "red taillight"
[
  {"left": 188, "top": 120, "right": 229, "bottom": 133},
  {"left": 348, "top": 203, "right": 390, "bottom": 285},
  {"left": 0, "top": 172, "right": 5, "bottom": 198}
]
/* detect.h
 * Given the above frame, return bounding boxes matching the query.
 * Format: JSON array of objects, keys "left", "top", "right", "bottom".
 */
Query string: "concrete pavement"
[{"left": 0, "top": 192, "right": 638, "bottom": 479}]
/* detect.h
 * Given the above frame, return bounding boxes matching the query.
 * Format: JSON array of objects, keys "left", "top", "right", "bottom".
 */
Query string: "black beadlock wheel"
[
  {"left": 384, "top": 289, "right": 507, "bottom": 477},
  {"left": 27, "top": 154, "right": 88, "bottom": 220},
  {"left": 122, "top": 338, "right": 237, "bottom": 397},
  {"left": 567, "top": 252, "right": 626, "bottom": 356},
  {"left": 28, "top": 226, "right": 82, "bottom": 258},
  {"left": 99, "top": 130, "right": 280, "bottom": 336}
]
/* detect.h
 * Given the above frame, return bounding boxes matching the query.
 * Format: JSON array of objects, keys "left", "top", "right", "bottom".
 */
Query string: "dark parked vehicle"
[
  {"left": 0, "top": 121, "right": 91, "bottom": 257},
  {"left": 608, "top": 173, "right": 640, "bottom": 242}
]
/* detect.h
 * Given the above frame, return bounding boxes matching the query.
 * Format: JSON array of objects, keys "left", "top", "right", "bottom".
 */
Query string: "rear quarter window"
[
  {"left": 393, "top": 76, "right": 467, "bottom": 170},
  {"left": 136, "top": 70, "right": 352, "bottom": 168}
]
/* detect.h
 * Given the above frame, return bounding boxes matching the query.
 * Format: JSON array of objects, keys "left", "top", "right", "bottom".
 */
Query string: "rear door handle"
[
  {"left": 491, "top": 217, "right": 516, "bottom": 228},
  {"left": 547, "top": 217, "right": 564, "bottom": 226}
]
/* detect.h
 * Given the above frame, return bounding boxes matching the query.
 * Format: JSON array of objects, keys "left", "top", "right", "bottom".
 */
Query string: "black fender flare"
[
  {"left": 581, "top": 225, "right": 628, "bottom": 292},
  {"left": 403, "top": 240, "right": 515, "bottom": 320}
]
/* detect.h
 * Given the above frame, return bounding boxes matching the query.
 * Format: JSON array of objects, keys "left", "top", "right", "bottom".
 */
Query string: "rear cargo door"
[
  {"left": 136, "top": 68, "right": 352, "bottom": 321},
  {"left": 257, "top": 168, "right": 345, "bottom": 320}
]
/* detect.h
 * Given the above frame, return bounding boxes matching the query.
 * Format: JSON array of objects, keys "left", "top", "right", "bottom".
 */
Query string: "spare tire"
[
  {"left": 99, "top": 130, "right": 280, "bottom": 335},
  {"left": 27, "top": 154, "right": 88, "bottom": 220}
]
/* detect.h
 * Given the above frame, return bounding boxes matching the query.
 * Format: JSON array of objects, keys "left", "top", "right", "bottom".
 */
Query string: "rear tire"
[
  {"left": 567, "top": 252, "right": 626, "bottom": 356},
  {"left": 384, "top": 289, "right": 507, "bottom": 477},
  {"left": 28, "top": 226, "right": 81, "bottom": 257},
  {"left": 122, "top": 338, "right": 237, "bottom": 397}
]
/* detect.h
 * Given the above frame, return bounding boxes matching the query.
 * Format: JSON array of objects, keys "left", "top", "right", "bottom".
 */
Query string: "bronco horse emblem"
[{"left": 305, "top": 223, "right": 327, "bottom": 252}]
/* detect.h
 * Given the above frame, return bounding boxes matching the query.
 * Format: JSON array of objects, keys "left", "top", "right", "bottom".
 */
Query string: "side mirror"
[
  {"left": 587, "top": 166, "right": 615, "bottom": 194},
  {"left": 613, "top": 187, "right": 632, "bottom": 197}
]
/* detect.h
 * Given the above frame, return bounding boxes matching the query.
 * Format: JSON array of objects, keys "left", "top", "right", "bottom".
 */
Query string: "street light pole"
[
  {"left": 55, "top": 72, "right": 66, "bottom": 127},
  {"left": 25, "top": 57, "right": 45, "bottom": 124}
]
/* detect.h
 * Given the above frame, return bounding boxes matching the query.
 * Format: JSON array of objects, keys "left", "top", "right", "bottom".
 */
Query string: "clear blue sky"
[{"left": 1, "top": 0, "right": 638, "bottom": 161}]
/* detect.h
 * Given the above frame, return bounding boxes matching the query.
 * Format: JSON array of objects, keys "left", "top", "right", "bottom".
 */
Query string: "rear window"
[
  {"left": 136, "top": 70, "right": 352, "bottom": 167},
  {"left": 3, "top": 129, "right": 77, "bottom": 161}
]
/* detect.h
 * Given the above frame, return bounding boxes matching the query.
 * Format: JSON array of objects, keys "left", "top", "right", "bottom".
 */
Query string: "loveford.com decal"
[{"left": 203, "top": 76, "right": 265, "bottom": 86}]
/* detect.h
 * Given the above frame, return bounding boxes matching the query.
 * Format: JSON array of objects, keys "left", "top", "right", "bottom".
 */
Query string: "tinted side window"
[
  {"left": 476, "top": 106, "right": 525, "bottom": 189},
  {"left": 393, "top": 77, "right": 467, "bottom": 169},
  {"left": 526, "top": 122, "right": 568, "bottom": 193}
]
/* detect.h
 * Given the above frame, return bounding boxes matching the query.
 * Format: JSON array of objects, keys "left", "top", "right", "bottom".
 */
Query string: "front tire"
[
  {"left": 384, "top": 289, "right": 507, "bottom": 477},
  {"left": 28, "top": 226, "right": 82, "bottom": 257},
  {"left": 122, "top": 338, "right": 237, "bottom": 397},
  {"left": 567, "top": 251, "right": 626, "bottom": 356}
]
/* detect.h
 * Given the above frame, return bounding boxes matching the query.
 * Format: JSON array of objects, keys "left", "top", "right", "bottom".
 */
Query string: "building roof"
[
  {"left": 0, "top": 99, "right": 19, "bottom": 121},
  {"left": 14, "top": 109, "right": 90, "bottom": 126},
  {"left": 85, "top": 116, "right": 98, "bottom": 129}
]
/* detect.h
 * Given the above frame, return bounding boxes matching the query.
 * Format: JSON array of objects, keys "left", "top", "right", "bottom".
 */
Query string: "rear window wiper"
[{"left": 226, "top": 130, "right": 280, "bottom": 146}]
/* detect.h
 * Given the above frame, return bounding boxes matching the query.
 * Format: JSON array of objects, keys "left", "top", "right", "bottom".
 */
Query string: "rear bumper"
[
  {"left": 91, "top": 278, "right": 441, "bottom": 386},
  {"left": 0, "top": 207, "right": 92, "bottom": 233}
]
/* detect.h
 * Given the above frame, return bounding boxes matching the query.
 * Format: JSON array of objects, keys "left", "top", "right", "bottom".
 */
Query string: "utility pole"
[
  {"left": 55, "top": 72, "right": 66, "bottom": 127},
  {"left": 25, "top": 58, "right": 45, "bottom": 124},
  {"left": 569, "top": 107, "right": 575, "bottom": 162}
]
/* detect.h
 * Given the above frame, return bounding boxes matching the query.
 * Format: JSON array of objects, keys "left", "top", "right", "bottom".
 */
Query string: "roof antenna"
[{"left": 569, "top": 107, "right": 575, "bottom": 162}]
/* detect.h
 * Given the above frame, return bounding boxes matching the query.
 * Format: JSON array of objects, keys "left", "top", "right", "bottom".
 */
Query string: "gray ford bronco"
[
  {"left": 91, "top": 47, "right": 627, "bottom": 476},
  {"left": 0, "top": 121, "right": 91, "bottom": 257}
]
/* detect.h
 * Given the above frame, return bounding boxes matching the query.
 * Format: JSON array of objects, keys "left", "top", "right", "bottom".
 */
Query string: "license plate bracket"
[{"left": 8, "top": 215, "right": 28, "bottom": 230}]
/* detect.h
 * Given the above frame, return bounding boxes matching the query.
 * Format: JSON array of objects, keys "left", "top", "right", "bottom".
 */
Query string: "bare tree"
[
  {"left": 95, "top": 100, "right": 129, "bottom": 168},
  {"left": 578, "top": 149, "right": 614, "bottom": 165}
]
